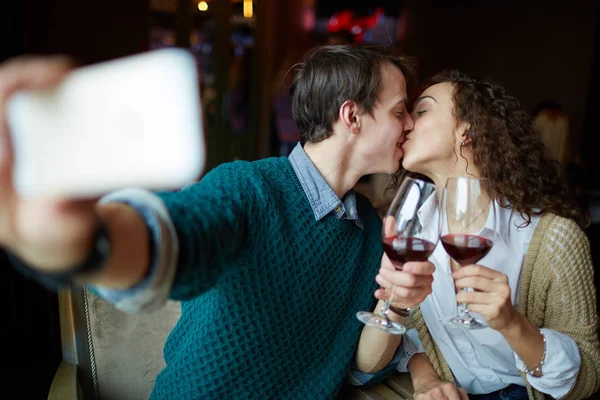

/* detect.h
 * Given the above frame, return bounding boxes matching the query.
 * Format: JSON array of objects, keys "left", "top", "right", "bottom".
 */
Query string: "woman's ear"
[
  {"left": 340, "top": 100, "right": 361, "bottom": 135},
  {"left": 457, "top": 121, "right": 472, "bottom": 146}
]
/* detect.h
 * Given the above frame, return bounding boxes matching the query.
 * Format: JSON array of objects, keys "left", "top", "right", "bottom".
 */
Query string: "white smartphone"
[{"left": 6, "top": 48, "right": 206, "bottom": 198}]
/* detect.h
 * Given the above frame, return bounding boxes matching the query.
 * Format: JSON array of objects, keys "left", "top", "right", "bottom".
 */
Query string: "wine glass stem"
[
  {"left": 380, "top": 285, "right": 397, "bottom": 317},
  {"left": 457, "top": 288, "right": 471, "bottom": 318}
]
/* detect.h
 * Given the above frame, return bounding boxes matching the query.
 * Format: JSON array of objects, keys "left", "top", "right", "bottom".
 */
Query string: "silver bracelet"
[{"left": 517, "top": 330, "right": 547, "bottom": 377}]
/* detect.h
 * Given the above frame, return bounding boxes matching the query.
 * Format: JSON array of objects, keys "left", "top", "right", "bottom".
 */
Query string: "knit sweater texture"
[
  {"left": 149, "top": 157, "right": 383, "bottom": 399},
  {"left": 406, "top": 214, "right": 600, "bottom": 400}
]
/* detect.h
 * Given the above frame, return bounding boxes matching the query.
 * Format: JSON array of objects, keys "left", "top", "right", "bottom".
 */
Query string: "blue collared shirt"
[{"left": 288, "top": 142, "right": 363, "bottom": 228}]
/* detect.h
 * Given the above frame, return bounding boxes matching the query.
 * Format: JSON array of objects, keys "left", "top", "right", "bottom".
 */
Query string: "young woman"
[{"left": 356, "top": 70, "right": 600, "bottom": 400}]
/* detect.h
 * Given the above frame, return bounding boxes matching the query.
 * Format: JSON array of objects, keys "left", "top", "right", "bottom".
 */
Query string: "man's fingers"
[
  {"left": 392, "top": 284, "right": 432, "bottom": 300},
  {"left": 379, "top": 268, "right": 433, "bottom": 288},
  {"left": 403, "top": 261, "right": 435, "bottom": 275},
  {"left": 0, "top": 55, "right": 75, "bottom": 206},
  {"left": 374, "top": 283, "right": 431, "bottom": 303},
  {"left": 0, "top": 55, "right": 75, "bottom": 95},
  {"left": 0, "top": 55, "right": 75, "bottom": 164}
]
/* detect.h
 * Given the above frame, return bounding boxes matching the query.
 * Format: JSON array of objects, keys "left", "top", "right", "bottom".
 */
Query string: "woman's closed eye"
[{"left": 412, "top": 109, "right": 427, "bottom": 118}]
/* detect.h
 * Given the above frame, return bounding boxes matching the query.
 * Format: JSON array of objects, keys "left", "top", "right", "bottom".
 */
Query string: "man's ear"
[{"left": 340, "top": 100, "right": 361, "bottom": 134}]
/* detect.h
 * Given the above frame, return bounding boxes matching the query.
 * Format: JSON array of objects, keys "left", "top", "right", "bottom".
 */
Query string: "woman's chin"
[
  {"left": 401, "top": 158, "right": 425, "bottom": 176},
  {"left": 401, "top": 156, "right": 415, "bottom": 171}
]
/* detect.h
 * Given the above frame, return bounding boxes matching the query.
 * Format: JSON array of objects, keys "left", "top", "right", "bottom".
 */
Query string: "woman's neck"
[{"left": 426, "top": 159, "right": 481, "bottom": 195}]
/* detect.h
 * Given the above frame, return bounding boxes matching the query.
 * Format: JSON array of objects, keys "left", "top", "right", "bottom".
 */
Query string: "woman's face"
[{"left": 402, "top": 82, "right": 466, "bottom": 178}]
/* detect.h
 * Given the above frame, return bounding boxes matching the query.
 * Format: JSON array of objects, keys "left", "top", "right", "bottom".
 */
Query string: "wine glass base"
[
  {"left": 441, "top": 315, "right": 488, "bottom": 330},
  {"left": 356, "top": 311, "right": 406, "bottom": 335}
]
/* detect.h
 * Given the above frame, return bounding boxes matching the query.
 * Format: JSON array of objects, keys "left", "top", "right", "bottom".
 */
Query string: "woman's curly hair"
[{"left": 416, "top": 70, "right": 585, "bottom": 227}]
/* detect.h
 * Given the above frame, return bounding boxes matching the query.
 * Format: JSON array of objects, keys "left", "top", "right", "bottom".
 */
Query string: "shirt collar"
[{"left": 288, "top": 142, "right": 363, "bottom": 228}]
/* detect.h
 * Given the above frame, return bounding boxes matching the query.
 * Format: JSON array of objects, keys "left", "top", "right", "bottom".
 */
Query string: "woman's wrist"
[
  {"left": 497, "top": 311, "right": 546, "bottom": 375},
  {"left": 497, "top": 311, "right": 530, "bottom": 340}
]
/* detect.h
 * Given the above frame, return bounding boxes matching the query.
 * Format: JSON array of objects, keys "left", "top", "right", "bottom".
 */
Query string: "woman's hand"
[{"left": 454, "top": 264, "right": 518, "bottom": 331}]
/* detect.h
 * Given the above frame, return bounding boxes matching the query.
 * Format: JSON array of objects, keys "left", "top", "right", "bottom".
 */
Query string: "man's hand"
[
  {"left": 374, "top": 255, "right": 434, "bottom": 310},
  {"left": 0, "top": 55, "right": 99, "bottom": 270}
]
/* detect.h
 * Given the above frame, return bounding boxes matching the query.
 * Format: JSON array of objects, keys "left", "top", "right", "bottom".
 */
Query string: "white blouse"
[{"left": 399, "top": 194, "right": 581, "bottom": 398}]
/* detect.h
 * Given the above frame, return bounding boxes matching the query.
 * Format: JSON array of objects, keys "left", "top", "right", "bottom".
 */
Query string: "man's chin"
[
  {"left": 391, "top": 148, "right": 403, "bottom": 165},
  {"left": 393, "top": 148, "right": 404, "bottom": 169},
  {"left": 396, "top": 146, "right": 404, "bottom": 159},
  {"left": 388, "top": 160, "right": 403, "bottom": 175}
]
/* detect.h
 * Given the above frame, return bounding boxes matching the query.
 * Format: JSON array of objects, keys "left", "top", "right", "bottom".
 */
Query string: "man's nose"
[{"left": 404, "top": 113, "right": 415, "bottom": 132}]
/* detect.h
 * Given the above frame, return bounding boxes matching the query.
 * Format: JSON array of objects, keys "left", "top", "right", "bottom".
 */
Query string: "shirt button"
[
  {"left": 457, "top": 344, "right": 471, "bottom": 353},
  {"left": 334, "top": 205, "right": 342, "bottom": 212}
]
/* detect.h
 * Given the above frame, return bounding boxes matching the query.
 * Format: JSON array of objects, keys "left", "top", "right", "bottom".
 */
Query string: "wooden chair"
[
  {"left": 339, "top": 372, "right": 414, "bottom": 399},
  {"left": 47, "top": 288, "right": 181, "bottom": 400},
  {"left": 47, "top": 288, "right": 413, "bottom": 400}
]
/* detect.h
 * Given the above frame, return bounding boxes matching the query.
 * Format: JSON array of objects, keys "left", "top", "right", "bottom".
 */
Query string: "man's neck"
[{"left": 303, "top": 138, "right": 362, "bottom": 200}]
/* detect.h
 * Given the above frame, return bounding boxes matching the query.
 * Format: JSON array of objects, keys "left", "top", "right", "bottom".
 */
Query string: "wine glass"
[
  {"left": 439, "top": 177, "right": 496, "bottom": 329},
  {"left": 356, "top": 177, "right": 439, "bottom": 335}
]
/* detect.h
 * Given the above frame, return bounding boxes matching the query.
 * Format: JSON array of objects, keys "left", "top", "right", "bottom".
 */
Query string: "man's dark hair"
[{"left": 289, "top": 45, "right": 417, "bottom": 144}]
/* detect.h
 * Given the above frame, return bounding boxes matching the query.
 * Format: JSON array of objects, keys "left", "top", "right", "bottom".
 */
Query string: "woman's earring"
[{"left": 460, "top": 141, "right": 465, "bottom": 146}]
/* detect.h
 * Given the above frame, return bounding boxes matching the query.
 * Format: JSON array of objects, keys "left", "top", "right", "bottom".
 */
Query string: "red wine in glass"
[
  {"left": 383, "top": 236, "right": 437, "bottom": 267},
  {"left": 440, "top": 234, "right": 493, "bottom": 266}
]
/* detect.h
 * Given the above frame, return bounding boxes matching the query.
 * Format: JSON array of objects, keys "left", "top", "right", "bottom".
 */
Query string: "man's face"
[{"left": 357, "top": 62, "right": 414, "bottom": 174}]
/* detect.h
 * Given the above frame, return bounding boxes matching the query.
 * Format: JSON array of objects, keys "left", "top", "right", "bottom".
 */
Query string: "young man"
[{"left": 0, "top": 45, "right": 434, "bottom": 399}]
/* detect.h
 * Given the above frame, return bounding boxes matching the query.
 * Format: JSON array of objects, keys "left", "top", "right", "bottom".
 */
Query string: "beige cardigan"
[{"left": 405, "top": 214, "right": 600, "bottom": 400}]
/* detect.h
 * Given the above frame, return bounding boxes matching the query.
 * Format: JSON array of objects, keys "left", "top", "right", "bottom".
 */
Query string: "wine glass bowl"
[{"left": 440, "top": 234, "right": 493, "bottom": 267}]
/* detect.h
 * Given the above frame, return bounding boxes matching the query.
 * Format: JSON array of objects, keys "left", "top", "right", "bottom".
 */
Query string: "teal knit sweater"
[{"left": 150, "top": 157, "right": 383, "bottom": 399}]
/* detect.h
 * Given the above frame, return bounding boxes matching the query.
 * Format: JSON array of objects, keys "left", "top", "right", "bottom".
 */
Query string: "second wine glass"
[
  {"left": 356, "top": 177, "right": 439, "bottom": 335},
  {"left": 440, "top": 177, "right": 496, "bottom": 329}
]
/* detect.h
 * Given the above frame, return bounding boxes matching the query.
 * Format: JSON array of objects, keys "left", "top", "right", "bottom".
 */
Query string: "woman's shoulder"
[
  {"left": 535, "top": 213, "right": 586, "bottom": 240},
  {"left": 528, "top": 213, "right": 590, "bottom": 266},
  {"left": 520, "top": 213, "right": 593, "bottom": 311}
]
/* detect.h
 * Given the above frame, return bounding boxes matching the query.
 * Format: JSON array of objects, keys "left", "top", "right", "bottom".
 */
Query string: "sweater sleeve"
[
  {"left": 89, "top": 187, "right": 179, "bottom": 313},
  {"left": 529, "top": 217, "right": 600, "bottom": 400},
  {"left": 157, "top": 161, "right": 261, "bottom": 301}
]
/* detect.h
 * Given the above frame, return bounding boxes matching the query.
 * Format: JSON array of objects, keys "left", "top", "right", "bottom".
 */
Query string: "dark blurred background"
[{"left": 0, "top": 0, "right": 598, "bottom": 397}]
